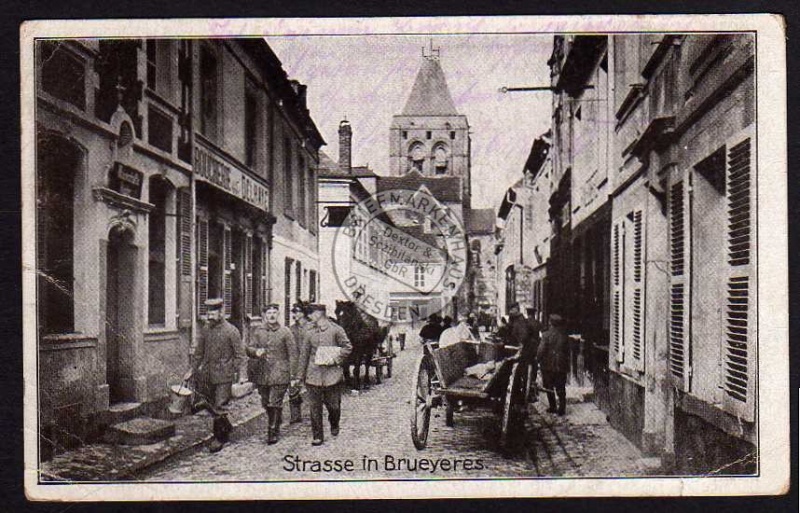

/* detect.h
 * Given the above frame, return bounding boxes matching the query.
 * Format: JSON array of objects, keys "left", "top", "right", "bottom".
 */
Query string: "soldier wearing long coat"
[
  {"left": 298, "top": 304, "right": 352, "bottom": 446},
  {"left": 246, "top": 303, "right": 297, "bottom": 444},
  {"left": 192, "top": 298, "right": 246, "bottom": 410},
  {"left": 537, "top": 314, "right": 570, "bottom": 415}
]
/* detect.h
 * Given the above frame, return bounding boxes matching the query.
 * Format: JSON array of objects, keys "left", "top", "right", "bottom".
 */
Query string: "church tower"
[{"left": 389, "top": 46, "right": 471, "bottom": 205}]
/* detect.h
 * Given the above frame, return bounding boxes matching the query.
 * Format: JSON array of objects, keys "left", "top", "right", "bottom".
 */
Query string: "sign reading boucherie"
[{"left": 195, "top": 143, "right": 270, "bottom": 211}]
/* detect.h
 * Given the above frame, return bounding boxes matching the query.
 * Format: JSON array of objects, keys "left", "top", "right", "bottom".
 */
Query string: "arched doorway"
[{"left": 106, "top": 226, "right": 138, "bottom": 404}]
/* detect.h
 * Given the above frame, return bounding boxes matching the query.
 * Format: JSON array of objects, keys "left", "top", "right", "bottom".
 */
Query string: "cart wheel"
[
  {"left": 500, "top": 362, "right": 528, "bottom": 454},
  {"left": 411, "top": 355, "right": 433, "bottom": 450},
  {"left": 445, "top": 399, "right": 454, "bottom": 427}
]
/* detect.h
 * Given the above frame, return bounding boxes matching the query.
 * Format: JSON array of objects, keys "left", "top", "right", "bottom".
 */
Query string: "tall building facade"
[
  {"left": 35, "top": 38, "right": 323, "bottom": 458},
  {"left": 538, "top": 33, "right": 757, "bottom": 474}
]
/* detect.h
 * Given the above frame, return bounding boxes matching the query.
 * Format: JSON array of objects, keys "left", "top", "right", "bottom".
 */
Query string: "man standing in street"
[
  {"left": 246, "top": 303, "right": 298, "bottom": 445},
  {"left": 298, "top": 304, "right": 353, "bottom": 446},
  {"left": 192, "top": 298, "right": 246, "bottom": 411},
  {"left": 537, "top": 314, "right": 570, "bottom": 416},
  {"left": 288, "top": 302, "right": 310, "bottom": 424},
  {"left": 506, "top": 303, "right": 539, "bottom": 402}
]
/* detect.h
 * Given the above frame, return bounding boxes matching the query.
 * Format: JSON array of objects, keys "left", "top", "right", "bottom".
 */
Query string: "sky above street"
[{"left": 265, "top": 33, "right": 553, "bottom": 210}]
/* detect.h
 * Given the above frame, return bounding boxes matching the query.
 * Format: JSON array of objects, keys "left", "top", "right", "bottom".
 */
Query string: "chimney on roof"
[{"left": 338, "top": 119, "right": 352, "bottom": 174}]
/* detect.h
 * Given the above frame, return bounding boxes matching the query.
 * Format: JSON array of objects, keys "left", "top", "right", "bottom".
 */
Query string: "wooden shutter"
[
  {"left": 197, "top": 218, "right": 209, "bottom": 318},
  {"left": 722, "top": 129, "right": 755, "bottom": 421},
  {"left": 245, "top": 234, "right": 253, "bottom": 316},
  {"left": 261, "top": 237, "right": 268, "bottom": 309},
  {"left": 611, "top": 220, "right": 624, "bottom": 364},
  {"left": 284, "top": 258, "right": 293, "bottom": 325},
  {"left": 631, "top": 209, "right": 645, "bottom": 372},
  {"left": 223, "top": 226, "right": 232, "bottom": 318},
  {"left": 178, "top": 188, "right": 192, "bottom": 276},
  {"left": 668, "top": 176, "right": 691, "bottom": 390}
]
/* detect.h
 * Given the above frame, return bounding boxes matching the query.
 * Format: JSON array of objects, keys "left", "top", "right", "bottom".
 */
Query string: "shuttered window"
[
  {"left": 223, "top": 226, "right": 232, "bottom": 318},
  {"left": 197, "top": 218, "right": 209, "bottom": 318},
  {"left": 284, "top": 257, "right": 293, "bottom": 325},
  {"left": 178, "top": 188, "right": 192, "bottom": 277},
  {"left": 296, "top": 261, "right": 303, "bottom": 302},
  {"left": 631, "top": 209, "right": 645, "bottom": 372},
  {"left": 668, "top": 178, "right": 690, "bottom": 390},
  {"left": 722, "top": 130, "right": 755, "bottom": 421},
  {"left": 261, "top": 238, "right": 269, "bottom": 309},
  {"left": 611, "top": 221, "right": 624, "bottom": 363},
  {"left": 245, "top": 234, "right": 253, "bottom": 317}
]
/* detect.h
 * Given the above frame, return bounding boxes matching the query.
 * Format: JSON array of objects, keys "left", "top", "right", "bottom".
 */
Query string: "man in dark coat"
[
  {"left": 537, "top": 314, "right": 570, "bottom": 415},
  {"left": 288, "top": 302, "right": 310, "bottom": 424},
  {"left": 192, "top": 298, "right": 246, "bottom": 411},
  {"left": 298, "top": 304, "right": 353, "bottom": 446},
  {"left": 246, "top": 303, "right": 298, "bottom": 444},
  {"left": 419, "top": 313, "right": 443, "bottom": 342}
]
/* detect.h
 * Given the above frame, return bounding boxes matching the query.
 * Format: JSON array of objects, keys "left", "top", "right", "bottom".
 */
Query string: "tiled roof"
[
  {"left": 376, "top": 171, "right": 462, "bottom": 203},
  {"left": 317, "top": 151, "right": 378, "bottom": 178},
  {"left": 402, "top": 57, "right": 459, "bottom": 116}
]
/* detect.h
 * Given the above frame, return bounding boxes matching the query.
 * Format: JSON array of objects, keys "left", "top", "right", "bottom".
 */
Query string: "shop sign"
[
  {"left": 109, "top": 162, "right": 143, "bottom": 199},
  {"left": 195, "top": 144, "right": 270, "bottom": 212}
]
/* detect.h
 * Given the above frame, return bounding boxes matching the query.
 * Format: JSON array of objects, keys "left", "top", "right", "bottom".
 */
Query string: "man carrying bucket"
[
  {"left": 246, "top": 303, "right": 299, "bottom": 445},
  {"left": 192, "top": 298, "right": 246, "bottom": 411}
]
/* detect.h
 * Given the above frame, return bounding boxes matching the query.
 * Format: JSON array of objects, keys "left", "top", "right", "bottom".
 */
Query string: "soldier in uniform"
[
  {"left": 537, "top": 313, "right": 570, "bottom": 416},
  {"left": 288, "top": 302, "right": 310, "bottom": 424},
  {"left": 246, "top": 303, "right": 298, "bottom": 444},
  {"left": 192, "top": 298, "right": 246, "bottom": 411},
  {"left": 298, "top": 304, "right": 352, "bottom": 446}
]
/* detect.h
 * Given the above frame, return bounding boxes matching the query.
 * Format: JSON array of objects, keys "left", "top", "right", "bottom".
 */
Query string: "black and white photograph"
[{"left": 21, "top": 16, "right": 788, "bottom": 500}]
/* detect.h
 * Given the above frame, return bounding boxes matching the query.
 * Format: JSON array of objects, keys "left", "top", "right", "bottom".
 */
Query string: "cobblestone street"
[{"left": 142, "top": 343, "right": 652, "bottom": 481}]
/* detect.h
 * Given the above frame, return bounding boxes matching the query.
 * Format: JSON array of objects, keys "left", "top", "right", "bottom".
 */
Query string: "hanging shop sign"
[
  {"left": 109, "top": 162, "right": 144, "bottom": 199},
  {"left": 195, "top": 144, "right": 270, "bottom": 212}
]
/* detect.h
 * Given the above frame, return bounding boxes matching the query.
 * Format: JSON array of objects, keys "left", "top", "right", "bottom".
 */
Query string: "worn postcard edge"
[{"left": 20, "top": 14, "right": 788, "bottom": 500}]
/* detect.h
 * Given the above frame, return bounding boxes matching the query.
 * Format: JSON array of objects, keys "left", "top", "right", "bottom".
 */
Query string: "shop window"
[
  {"left": 148, "top": 178, "right": 169, "bottom": 326},
  {"left": 39, "top": 41, "right": 85, "bottom": 110},
  {"left": 199, "top": 46, "right": 218, "bottom": 138},
  {"left": 37, "top": 135, "right": 78, "bottom": 335},
  {"left": 148, "top": 105, "right": 173, "bottom": 154}
]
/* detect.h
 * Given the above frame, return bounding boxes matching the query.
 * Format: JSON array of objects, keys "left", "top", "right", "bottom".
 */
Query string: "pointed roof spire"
[{"left": 402, "top": 49, "right": 459, "bottom": 116}]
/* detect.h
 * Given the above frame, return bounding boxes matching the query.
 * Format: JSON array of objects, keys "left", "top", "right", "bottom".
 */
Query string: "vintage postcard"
[{"left": 21, "top": 15, "right": 788, "bottom": 500}]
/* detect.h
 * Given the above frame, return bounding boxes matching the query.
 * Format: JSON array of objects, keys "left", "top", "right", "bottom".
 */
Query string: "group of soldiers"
[
  {"left": 191, "top": 298, "right": 353, "bottom": 451},
  {"left": 418, "top": 303, "right": 571, "bottom": 416}
]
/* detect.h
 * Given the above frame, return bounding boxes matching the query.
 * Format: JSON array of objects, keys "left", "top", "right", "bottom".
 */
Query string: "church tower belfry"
[{"left": 389, "top": 46, "right": 472, "bottom": 205}]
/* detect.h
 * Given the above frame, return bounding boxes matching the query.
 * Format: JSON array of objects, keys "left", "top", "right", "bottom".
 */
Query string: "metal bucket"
[{"left": 168, "top": 381, "right": 194, "bottom": 415}]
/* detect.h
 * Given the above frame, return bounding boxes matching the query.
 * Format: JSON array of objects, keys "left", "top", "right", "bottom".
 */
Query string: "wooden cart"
[{"left": 410, "top": 340, "right": 528, "bottom": 454}]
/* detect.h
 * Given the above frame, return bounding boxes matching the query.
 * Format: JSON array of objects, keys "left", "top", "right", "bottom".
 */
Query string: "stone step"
[
  {"left": 104, "top": 417, "right": 176, "bottom": 445},
  {"left": 107, "top": 402, "right": 144, "bottom": 425}
]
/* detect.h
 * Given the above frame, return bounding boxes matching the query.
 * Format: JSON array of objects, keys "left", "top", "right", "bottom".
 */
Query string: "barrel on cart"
[{"left": 410, "top": 339, "right": 528, "bottom": 455}]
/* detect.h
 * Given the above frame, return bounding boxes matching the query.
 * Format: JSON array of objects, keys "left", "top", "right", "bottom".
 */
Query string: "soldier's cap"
[
  {"left": 262, "top": 303, "right": 280, "bottom": 311},
  {"left": 307, "top": 303, "right": 327, "bottom": 313},
  {"left": 205, "top": 298, "right": 224, "bottom": 310},
  {"left": 509, "top": 302, "right": 521, "bottom": 311},
  {"left": 549, "top": 313, "right": 564, "bottom": 326}
]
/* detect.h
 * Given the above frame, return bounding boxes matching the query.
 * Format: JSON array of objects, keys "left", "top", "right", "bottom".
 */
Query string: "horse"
[{"left": 334, "top": 300, "right": 389, "bottom": 391}]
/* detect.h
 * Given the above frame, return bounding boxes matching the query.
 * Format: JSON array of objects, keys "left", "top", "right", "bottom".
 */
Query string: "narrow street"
[{"left": 142, "top": 342, "right": 650, "bottom": 481}]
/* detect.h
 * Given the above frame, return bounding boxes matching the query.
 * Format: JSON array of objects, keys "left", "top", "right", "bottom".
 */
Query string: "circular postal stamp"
[{"left": 331, "top": 187, "right": 468, "bottom": 323}]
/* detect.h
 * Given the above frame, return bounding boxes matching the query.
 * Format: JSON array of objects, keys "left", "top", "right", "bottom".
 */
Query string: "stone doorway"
[{"left": 105, "top": 227, "right": 138, "bottom": 404}]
